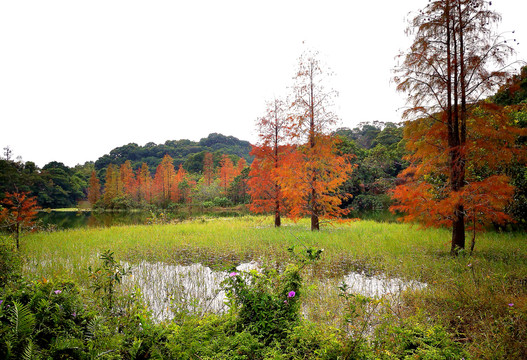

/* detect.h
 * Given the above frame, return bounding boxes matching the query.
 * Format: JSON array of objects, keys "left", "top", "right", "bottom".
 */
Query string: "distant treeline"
[{"left": 94, "top": 132, "right": 252, "bottom": 172}]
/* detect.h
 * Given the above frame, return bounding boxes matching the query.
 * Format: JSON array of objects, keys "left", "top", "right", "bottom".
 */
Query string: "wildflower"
[
  {"left": 287, "top": 291, "right": 296, "bottom": 298},
  {"left": 54, "top": 290, "right": 62, "bottom": 295},
  {"left": 72, "top": 312, "right": 77, "bottom": 318},
  {"left": 284, "top": 300, "right": 288, "bottom": 304},
  {"left": 0, "top": 300, "right": 3, "bottom": 306},
  {"left": 467, "top": 263, "right": 472, "bottom": 267},
  {"left": 508, "top": 303, "right": 514, "bottom": 307},
  {"left": 229, "top": 272, "right": 239, "bottom": 277}
]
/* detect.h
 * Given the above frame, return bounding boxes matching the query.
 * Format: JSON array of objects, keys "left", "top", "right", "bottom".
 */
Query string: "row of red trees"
[{"left": 87, "top": 153, "right": 247, "bottom": 208}]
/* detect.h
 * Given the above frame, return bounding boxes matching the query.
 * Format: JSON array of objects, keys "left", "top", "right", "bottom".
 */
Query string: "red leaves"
[
  {"left": 87, "top": 170, "right": 101, "bottom": 206},
  {"left": 219, "top": 155, "right": 235, "bottom": 195},
  {"left": 202, "top": 152, "right": 214, "bottom": 186},
  {"left": 249, "top": 52, "right": 354, "bottom": 229},
  {"left": 391, "top": 104, "right": 525, "bottom": 231},
  {"left": 154, "top": 155, "right": 176, "bottom": 198},
  {"left": 0, "top": 191, "right": 40, "bottom": 229},
  {"left": 137, "top": 163, "right": 152, "bottom": 203}
]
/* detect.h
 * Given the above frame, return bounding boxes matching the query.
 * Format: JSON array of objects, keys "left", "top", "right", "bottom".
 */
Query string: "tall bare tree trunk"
[
  {"left": 311, "top": 188, "right": 320, "bottom": 231},
  {"left": 309, "top": 63, "right": 319, "bottom": 231},
  {"left": 274, "top": 191, "right": 281, "bottom": 227},
  {"left": 446, "top": 0, "right": 466, "bottom": 255},
  {"left": 16, "top": 222, "right": 20, "bottom": 250},
  {"left": 274, "top": 108, "right": 281, "bottom": 227}
]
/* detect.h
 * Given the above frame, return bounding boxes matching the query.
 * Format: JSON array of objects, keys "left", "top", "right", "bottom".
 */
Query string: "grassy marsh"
[{"left": 16, "top": 216, "right": 527, "bottom": 357}]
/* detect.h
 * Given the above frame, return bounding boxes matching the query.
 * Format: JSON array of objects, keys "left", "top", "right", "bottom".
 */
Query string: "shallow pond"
[{"left": 120, "top": 260, "right": 427, "bottom": 322}]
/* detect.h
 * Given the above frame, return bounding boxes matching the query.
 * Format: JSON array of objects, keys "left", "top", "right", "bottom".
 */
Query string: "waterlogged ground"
[
  {"left": 120, "top": 261, "right": 259, "bottom": 320},
  {"left": 119, "top": 259, "right": 427, "bottom": 322}
]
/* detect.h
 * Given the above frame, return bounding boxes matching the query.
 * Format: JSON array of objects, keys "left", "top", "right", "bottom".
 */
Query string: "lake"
[
  {"left": 37, "top": 209, "right": 399, "bottom": 230},
  {"left": 36, "top": 208, "right": 250, "bottom": 230}
]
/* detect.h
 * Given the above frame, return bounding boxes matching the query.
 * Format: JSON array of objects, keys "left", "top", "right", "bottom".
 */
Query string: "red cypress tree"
[
  {"left": 120, "top": 160, "right": 137, "bottom": 201},
  {"left": 136, "top": 163, "right": 152, "bottom": 203},
  {"left": 0, "top": 192, "right": 40, "bottom": 250},
  {"left": 248, "top": 98, "right": 289, "bottom": 227},
  {"left": 393, "top": 0, "right": 522, "bottom": 253},
  {"left": 87, "top": 170, "right": 101, "bottom": 206},
  {"left": 202, "top": 152, "right": 215, "bottom": 186},
  {"left": 102, "top": 164, "right": 121, "bottom": 207},
  {"left": 219, "top": 155, "right": 235, "bottom": 195},
  {"left": 284, "top": 50, "right": 354, "bottom": 230},
  {"left": 153, "top": 155, "right": 177, "bottom": 206}
]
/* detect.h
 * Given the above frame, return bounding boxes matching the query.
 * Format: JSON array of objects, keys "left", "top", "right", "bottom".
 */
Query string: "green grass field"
[
  {"left": 21, "top": 215, "right": 526, "bottom": 279},
  {"left": 15, "top": 216, "right": 527, "bottom": 358}
]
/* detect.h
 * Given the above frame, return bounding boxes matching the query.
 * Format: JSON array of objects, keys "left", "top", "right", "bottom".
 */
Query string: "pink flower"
[
  {"left": 287, "top": 291, "right": 296, "bottom": 298},
  {"left": 229, "top": 272, "right": 239, "bottom": 277},
  {"left": 508, "top": 303, "right": 514, "bottom": 307},
  {"left": 54, "top": 290, "right": 62, "bottom": 295}
]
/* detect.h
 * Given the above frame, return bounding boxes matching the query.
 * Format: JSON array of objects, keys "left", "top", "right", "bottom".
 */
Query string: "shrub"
[
  {"left": 0, "top": 279, "right": 91, "bottom": 359},
  {"left": 224, "top": 264, "right": 302, "bottom": 345},
  {"left": 371, "top": 319, "right": 469, "bottom": 360},
  {"left": 87, "top": 250, "right": 131, "bottom": 311},
  {"left": 212, "top": 197, "right": 233, "bottom": 207},
  {"left": 223, "top": 246, "right": 322, "bottom": 345}
]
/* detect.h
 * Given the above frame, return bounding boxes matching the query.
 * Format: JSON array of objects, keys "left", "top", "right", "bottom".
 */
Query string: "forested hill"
[{"left": 94, "top": 133, "right": 252, "bottom": 172}]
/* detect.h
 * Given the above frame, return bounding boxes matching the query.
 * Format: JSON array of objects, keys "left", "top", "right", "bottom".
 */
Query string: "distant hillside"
[{"left": 94, "top": 133, "right": 253, "bottom": 172}]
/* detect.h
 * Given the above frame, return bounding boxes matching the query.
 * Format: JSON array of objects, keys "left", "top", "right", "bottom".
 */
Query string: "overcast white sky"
[{"left": 1, "top": 0, "right": 525, "bottom": 167}]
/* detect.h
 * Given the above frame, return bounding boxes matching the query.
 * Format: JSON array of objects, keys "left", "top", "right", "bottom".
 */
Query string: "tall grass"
[{"left": 21, "top": 215, "right": 526, "bottom": 280}]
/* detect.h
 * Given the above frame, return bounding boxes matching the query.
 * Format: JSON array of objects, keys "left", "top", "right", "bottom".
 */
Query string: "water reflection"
[
  {"left": 37, "top": 211, "right": 150, "bottom": 229},
  {"left": 121, "top": 260, "right": 426, "bottom": 322},
  {"left": 121, "top": 261, "right": 259, "bottom": 321},
  {"left": 37, "top": 209, "right": 247, "bottom": 230},
  {"left": 342, "top": 272, "right": 427, "bottom": 298}
]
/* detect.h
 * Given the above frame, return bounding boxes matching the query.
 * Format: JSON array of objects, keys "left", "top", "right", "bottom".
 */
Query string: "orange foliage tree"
[
  {"left": 202, "top": 152, "right": 215, "bottom": 186},
  {"left": 391, "top": 104, "right": 526, "bottom": 252},
  {"left": 102, "top": 164, "right": 121, "bottom": 207},
  {"left": 277, "top": 137, "right": 354, "bottom": 229},
  {"left": 235, "top": 158, "right": 247, "bottom": 178},
  {"left": 248, "top": 98, "right": 290, "bottom": 227},
  {"left": 219, "top": 155, "right": 235, "bottom": 195},
  {"left": 136, "top": 163, "right": 152, "bottom": 203},
  {"left": 0, "top": 191, "right": 40, "bottom": 250},
  {"left": 283, "top": 50, "right": 354, "bottom": 230},
  {"left": 393, "top": 0, "right": 522, "bottom": 254},
  {"left": 173, "top": 166, "right": 192, "bottom": 203},
  {"left": 87, "top": 170, "right": 101, "bottom": 206},
  {"left": 120, "top": 160, "right": 138, "bottom": 201},
  {"left": 153, "top": 155, "right": 177, "bottom": 206}
]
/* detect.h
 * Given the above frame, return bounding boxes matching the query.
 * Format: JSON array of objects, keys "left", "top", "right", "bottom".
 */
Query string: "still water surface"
[
  {"left": 37, "top": 209, "right": 397, "bottom": 230},
  {"left": 37, "top": 209, "right": 246, "bottom": 229},
  {"left": 121, "top": 260, "right": 427, "bottom": 322}
]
